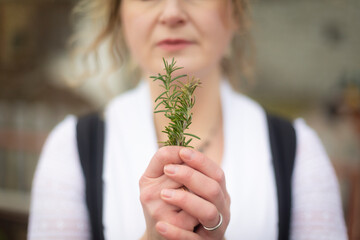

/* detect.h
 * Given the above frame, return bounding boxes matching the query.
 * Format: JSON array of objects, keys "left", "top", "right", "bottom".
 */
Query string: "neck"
[{"left": 146, "top": 66, "right": 223, "bottom": 152}]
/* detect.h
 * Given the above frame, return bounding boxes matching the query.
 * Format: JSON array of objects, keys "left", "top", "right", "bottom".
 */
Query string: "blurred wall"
[
  {"left": 0, "top": 1, "right": 92, "bottom": 239},
  {"left": 252, "top": 0, "right": 360, "bottom": 103}
]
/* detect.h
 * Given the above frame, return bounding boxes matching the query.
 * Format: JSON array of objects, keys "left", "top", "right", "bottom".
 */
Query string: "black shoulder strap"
[
  {"left": 267, "top": 113, "right": 297, "bottom": 240},
  {"left": 76, "top": 113, "right": 105, "bottom": 240}
]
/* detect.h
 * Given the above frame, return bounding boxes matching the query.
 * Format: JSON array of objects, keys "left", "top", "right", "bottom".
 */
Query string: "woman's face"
[{"left": 121, "top": 0, "right": 237, "bottom": 78}]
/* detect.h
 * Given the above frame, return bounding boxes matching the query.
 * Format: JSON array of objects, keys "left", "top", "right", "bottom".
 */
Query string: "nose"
[{"left": 159, "top": 0, "right": 187, "bottom": 27}]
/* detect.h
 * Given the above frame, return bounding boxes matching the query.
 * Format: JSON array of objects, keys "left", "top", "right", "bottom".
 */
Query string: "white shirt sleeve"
[
  {"left": 27, "top": 116, "right": 91, "bottom": 240},
  {"left": 290, "top": 119, "right": 348, "bottom": 240}
]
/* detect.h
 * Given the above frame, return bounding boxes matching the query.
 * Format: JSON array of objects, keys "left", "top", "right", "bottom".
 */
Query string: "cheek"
[
  {"left": 121, "top": 7, "right": 152, "bottom": 53},
  {"left": 198, "top": 10, "right": 234, "bottom": 54}
]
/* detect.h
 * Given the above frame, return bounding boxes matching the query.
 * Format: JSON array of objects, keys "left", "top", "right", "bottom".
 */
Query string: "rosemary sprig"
[{"left": 151, "top": 58, "right": 201, "bottom": 148}]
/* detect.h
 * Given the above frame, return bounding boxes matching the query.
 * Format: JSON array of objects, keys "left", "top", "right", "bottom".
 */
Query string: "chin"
[{"left": 164, "top": 55, "right": 207, "bottom": 77}]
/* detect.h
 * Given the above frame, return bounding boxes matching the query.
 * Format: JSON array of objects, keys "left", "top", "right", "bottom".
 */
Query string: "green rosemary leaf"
[
  {"left": 155, "top": 91, "right": 168, "bottom": 103},
  {"left": 183, "top": 133, "right": 201, "bottom": 140},
  {"left": 170, "top": 74, "right": 187, "bottom": 83},
  {"left": 172, "top": 66, "right": 184, "bottom": 72},
  {"left": 152, "top": 57, "right": 201, "bottom": 148},
  {"left": 154, "top": 101, "right": 165, "bottom": 111},
  {"left": 185, "top": 138, "right": 193, "bottom": 146},
  {"left": 154, "top": 110, "right": 168, "bottom": 113}
]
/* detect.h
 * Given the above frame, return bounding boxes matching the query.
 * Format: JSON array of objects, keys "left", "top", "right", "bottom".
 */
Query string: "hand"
[
  {"left": 156, "top": 148, "right": 231, "bottom": 240},
  {"left": 139, "top": 146, "right": 199, "bottom": 240}
]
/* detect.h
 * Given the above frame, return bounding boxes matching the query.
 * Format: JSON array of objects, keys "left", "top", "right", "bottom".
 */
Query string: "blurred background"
[{"left": 0, "top": 0, "right": 359, "bottom": 239}]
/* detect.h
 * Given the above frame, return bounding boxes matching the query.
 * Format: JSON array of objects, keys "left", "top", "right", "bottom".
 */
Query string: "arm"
[
  {"left": 27, "top": 116, "right": 91, "bottom": 240},
  {"left": 290, "top": 119, "right": 348, "bottom": 240}
]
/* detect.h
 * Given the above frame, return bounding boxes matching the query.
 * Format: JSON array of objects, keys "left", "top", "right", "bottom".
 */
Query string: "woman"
[{"left": 28, "top": 0, "right": 348, "bottom": 239}]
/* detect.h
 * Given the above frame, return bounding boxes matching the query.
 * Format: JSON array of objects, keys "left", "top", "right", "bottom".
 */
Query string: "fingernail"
[
  {"left": 180, "top": 148, "right": 194, "bottom": 161},
  {"left": 161, "top": 189, "right": 174, "bottom": 198},
  {"left": 157, "top": 222, "right": 167, "bottom": 233},
  {"left": 164, "top": 164, "right": 178, "bottom": 174}
]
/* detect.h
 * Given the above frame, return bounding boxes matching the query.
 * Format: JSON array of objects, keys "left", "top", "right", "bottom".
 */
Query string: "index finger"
[
  {"left": 179, "top": 148, "right": 226, "bottom": 188},
  {"left": 144, "top": 146, "right": 184, "bottom": 178}
]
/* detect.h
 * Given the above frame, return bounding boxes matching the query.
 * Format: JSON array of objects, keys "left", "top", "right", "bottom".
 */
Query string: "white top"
[{"left": 27, "top": 80, "right": 348, "bottom": 240}]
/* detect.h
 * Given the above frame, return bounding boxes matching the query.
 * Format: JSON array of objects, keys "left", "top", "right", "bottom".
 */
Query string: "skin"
[
  {"left": 140, "top": 146, "right": 230, "bottom": 240},
  {"left": 120, "top": 0, "right": 238, "bottom": 239},
  {"left": 121, "top": 0, "right": 237, "bottom": 80}
]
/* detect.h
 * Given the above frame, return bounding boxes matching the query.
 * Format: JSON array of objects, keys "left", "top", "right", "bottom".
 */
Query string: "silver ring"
[{"left": 203, "top": 213, "right": 223, "bottom": 231}]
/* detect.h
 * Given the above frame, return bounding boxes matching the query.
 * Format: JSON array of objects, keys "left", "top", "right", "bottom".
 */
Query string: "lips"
[{"left": 157, "top": 39, "right": 194, "bottom": 51}]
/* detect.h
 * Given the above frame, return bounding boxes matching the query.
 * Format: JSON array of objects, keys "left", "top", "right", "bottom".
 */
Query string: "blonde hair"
[{"left": 68, "top": 0, "right": 254, "bottom": 92}]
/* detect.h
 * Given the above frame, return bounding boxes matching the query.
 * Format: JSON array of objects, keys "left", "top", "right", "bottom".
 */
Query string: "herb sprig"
[{"left": 151, "top": 58, "right": 201, "bottom": 148}]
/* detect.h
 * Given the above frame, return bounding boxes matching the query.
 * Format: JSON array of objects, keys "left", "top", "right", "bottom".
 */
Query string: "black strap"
[
  {"left": 267, "top": 114, "right": 297, "bottom": 240},
  {"left": 76, "top": 112, "right": 296, "bottom": 240},
  {"left": 76, "top": 113, "right": 105, "bottom": 240}
]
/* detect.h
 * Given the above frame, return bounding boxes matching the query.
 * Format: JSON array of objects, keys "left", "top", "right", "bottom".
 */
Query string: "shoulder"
[
  {"left": 293, "top": 118, "right": 330, "bottom": 166},
  {"left": 42, "top": 115, "right": 77, "bottom": 152},
  {"left": 292, "top": 118, "right": 342, "bottom": 194},
  {"left": 293, "top": 118, "right": 322, "bottom": 146},
  {"left": 39, "top": 115, "right": 77, "bottom": 162},
  {"left": 292, "top": 118, "right": 339, "bottom": 189},
  {"left": 34, "top": 115, "right": 81, "bottom": 183}
]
